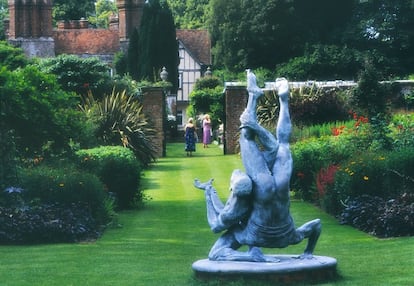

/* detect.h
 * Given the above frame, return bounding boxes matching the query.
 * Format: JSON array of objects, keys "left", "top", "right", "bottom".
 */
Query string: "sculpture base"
[{"left": 192, "top": 255, "right": 338, "bottom": 284}]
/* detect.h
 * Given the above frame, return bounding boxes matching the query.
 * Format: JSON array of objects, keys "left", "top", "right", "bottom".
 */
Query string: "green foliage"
[
  {"left": 352, "top": 62, "right": 391, "bottom": 117},
  {"left": 352, "top": 62, "right": 393, "bottom": 149},
  {"left": 0, "top": 129, "right": 18, "bottom": 190},
  {"left": 138, "top": 0, "right": 179, "bottom": 93},
  {"left": 207, "top": 0, "right": 413, "bottom": 77},
  {"left": 112, "top": 73, "right": 141, "bottom": 98},
  {"left": 36, "top": 54, "right": 113, "bottom": 98},
  {"left": 292, "top": 111, "right": 414, "bottom": 222},
  {"left": 127, "top": 28, "right": 140, "bottom": 80},
  {"left": 113, "top": 51, "right": 127, "bottom": 76},
  {"left": 275, "top": 45, "right": 365, "bottom": 81},
  {"left": 208, "top": 0, "right": 354, "bottom": 71},
  {"left": 389, "top": 112, "right": 414, "bottom": 149},
  {"left": 88, "top": 0, "right": 117, "bottom": 28},
  {"left": 76, "top": 146, "right": 143, "bottom": 209},
  {"left": 0, "top": 0, "right": 7, "bottom": 40},
  {"left": 1, "top": 64, "right": 88, "bottom": 155},
  {"left": 193, "top": 76, "right": 221, "bottom": 90},
  {"left": 167, "top": 0, "right": 209, "bottom": 29},
  {"left": 291, "top": 120, "right": 354, "bottom": 143},
  {"left": 329, "top": 148, "right": 414, "bottom": 215},
  {"left": 18, "top": 163, "right": 110, "bottom": 224},
  {"left": 291, "top": 135, "right": 354, "bottom": 201},
  {"left": 340, "top": 193, "right": 414, "bottom": 238},
  {"left": 0, "top": 201, "right": 101, "bottom": 244},
  {"left": 53, "top": 0, "right": 95, "bottom": 21},
  {"left": 0, "top": 41, "right": 29, "bottom": 69},
  {"left": 343, "top": 0, "right": 414, "bottom": 76},
  {"left": 79, "top": 90, "right": 156, "bottom": 167},
  {"left": 189, "top": 76, "right": 224, "bottom": 129},
  {"left": 257, "top": 84, "right": 351, "bottom": 128}
]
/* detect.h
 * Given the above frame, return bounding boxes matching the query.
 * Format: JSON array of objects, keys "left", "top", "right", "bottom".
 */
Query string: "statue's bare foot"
[
  {"left": 247, "top": 247, "right": 280, "bottom": 263},
  {"left": 275, "top": 78, "right": 289, "bottom": 101},
  {"left": 239, "top": 110, "right": 259, "bottom": 129},
  {"left": 248, "top": 87, "right": 264, "bottom": 101},
  {"left": 194, "top": 178, "right": 214, "bottom": 190},
  {"left": 247, "top": 69, "right": 264, "bottom": 100}
]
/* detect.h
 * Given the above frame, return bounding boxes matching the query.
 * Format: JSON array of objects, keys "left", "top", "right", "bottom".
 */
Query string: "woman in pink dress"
[{"left": 202, "top": 114, "right": 212, "bottom": 148}]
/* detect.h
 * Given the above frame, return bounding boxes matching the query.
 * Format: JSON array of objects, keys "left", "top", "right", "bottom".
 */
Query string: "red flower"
[{"left": 316, "top": 165, "right": 339, "bottom": 198}]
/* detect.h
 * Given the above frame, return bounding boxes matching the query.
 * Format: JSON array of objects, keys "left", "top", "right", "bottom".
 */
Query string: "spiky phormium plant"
[{"left": 80, "top": 90, "right": 156, "bottom": 166}]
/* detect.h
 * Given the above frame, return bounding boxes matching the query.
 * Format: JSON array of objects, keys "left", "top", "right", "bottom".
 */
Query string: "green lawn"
[{"left": 0, "top": 143, "right": 413, "bottom": 286}]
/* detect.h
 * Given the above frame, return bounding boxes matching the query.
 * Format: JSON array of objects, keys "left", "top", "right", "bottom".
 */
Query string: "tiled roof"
[{"left": 176, "top": 29, "right": 211, "bottom": 66}]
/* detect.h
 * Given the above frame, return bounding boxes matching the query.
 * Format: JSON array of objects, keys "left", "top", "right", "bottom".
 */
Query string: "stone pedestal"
[{"left": 192, "top": 255, "right": 337, "bottom": 284}]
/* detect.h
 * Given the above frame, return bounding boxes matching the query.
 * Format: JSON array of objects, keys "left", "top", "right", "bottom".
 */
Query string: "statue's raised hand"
[{"left": 194, "top": 178, "right": 214, "bottom": 191}]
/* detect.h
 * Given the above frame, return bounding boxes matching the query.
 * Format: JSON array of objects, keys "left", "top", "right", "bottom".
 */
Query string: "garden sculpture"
[{"left": 194, "top": 70, "right": 321, "bottom": 262}]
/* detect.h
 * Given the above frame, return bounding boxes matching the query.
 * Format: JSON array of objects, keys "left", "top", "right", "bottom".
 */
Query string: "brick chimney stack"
[
  {"left": 117, "top": 0, "right": 145, "bottom": 43},
  {"left": 8, "top": 0, "right": 53, "bottom": 39},
  {"left": 7, "top": 0, "right": 55, "bottom": 57}
]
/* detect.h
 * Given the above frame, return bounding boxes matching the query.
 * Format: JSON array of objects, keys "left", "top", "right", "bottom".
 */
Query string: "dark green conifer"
[{"left": 137, "top": 0, "right": 179, "bottom": 92}]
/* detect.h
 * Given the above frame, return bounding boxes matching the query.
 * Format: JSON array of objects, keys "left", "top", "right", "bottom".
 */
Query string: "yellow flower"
[
  {"left": 363, "top": 176, "right": 369, "bottom": 181},
  {"left": 59, "top": 183, "right": 64, "bottom": 187}
]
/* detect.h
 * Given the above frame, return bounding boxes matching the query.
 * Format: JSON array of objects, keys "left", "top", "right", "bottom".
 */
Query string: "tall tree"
[
  {"left": 53, "top": 0, "right": 95, "bottom": 21},
  {"left": 208, "top": 0, "right": 356, "bottom": 71},
  {"left": 167, "top": 0, "right": 210, "bottom": 29},
  {"left": 127, "top": 28, "right": 140, "bottom": 80},
  {"left": 208, "top": 0, "right": 301, "bottom": 70},
  {"left": 137, "top": 0, "right": 179, "bottom": 92},
  {"left": 89, "top": 0, "right": 118, "bottom": 28},
  {"left": 0, "top": 0, "right": 7, "bottom": 40},
  {"left": 342, "top": 0, "right": 414, "bottom": 77}
]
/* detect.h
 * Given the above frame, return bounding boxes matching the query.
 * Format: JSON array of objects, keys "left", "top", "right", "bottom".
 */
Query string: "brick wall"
[
  {"left": 141, "top": 87, "right": 166, "bottom": 158},
  {"left": 54, "top": 29, "right": 120, "bottom": 56},
  {"left": 224, "top": 85, "right": 248, "bottom": 155}
]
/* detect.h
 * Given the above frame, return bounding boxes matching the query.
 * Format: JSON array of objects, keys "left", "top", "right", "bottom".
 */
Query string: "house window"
[
  {"left": 176, "top": 110, "right": 183, "bottom": 127},
  {"left": 178, "top": 72, "right": 183, "bottom": 90}
]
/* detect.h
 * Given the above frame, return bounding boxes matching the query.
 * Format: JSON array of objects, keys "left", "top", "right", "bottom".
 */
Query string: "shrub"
[
  {"left": 275, "top": 45, "right": 364, "bottom": 80},
  {"left": 0, "top": 202, "right": 100, "bottom": 244},
  {"left": 36, "top": 54, "right": 113, "bottom": 98},
  {"left": 290, "top": 86, "right": 351, "bottom": 125},
  {"left": 0, "top": 129, "right": 18, "bottom": 190},
  {"left": 275, "top": 44, "right": 396, "bottom": 81},
  {"left": 76, "top": 146, "right": 143, "bottom": 209},
  {"left": 291, "top": 135, "right": 354, "bottom": 201},
  {"left": 340, "top": 194, "right": 414, "bottom": 238},
  {"left": 17, "top": 164, "right": 110, "bottom": 225},
  {"left": 322, "top": 147, "right": 414, "bottom": 217},
  {"left": 80, "top": 90, "right": 156, "bottom": 167},
  {"left": 0, "top": 41, "right": 29, "bottom": 69},
  {"left": 1, "top": 65, "right": 91, "bottom": 156},
  {"left": 291, "top": 120, "right": 353, "bottom": 142},
  {"left": 333, "top": 149, "right": 414, "bottom": 200},
  {"left": 258, "top": 84, "right": 350, "bottom": 128},
  {"left": 189, "top": 77, "right": 224, "bottom": 129},
  {"left": 389, "top": 112, "right": 414, "bottom": 149}
]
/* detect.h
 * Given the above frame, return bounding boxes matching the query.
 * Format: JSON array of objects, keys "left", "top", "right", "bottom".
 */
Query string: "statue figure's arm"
[
  {"left": 194, "top": 178, "right": 252, "bottom": 233},
  {"left": 212, "top": 191, "right": 251, "bottom": 233}
]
